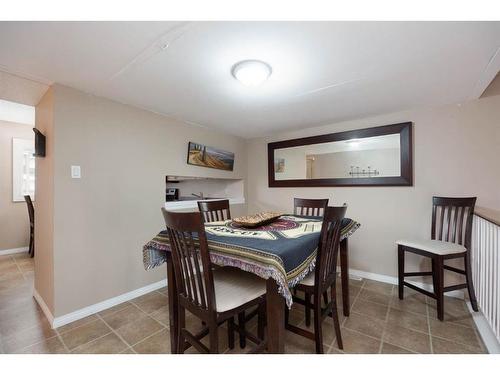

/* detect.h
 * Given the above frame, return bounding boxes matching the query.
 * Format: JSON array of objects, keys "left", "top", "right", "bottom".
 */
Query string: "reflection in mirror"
[{"left": 274, "top": 134, "right": 401, "bottom": 180}]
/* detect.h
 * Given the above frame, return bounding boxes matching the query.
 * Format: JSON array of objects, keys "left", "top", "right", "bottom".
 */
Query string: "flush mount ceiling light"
[{"left": 231, "top": 60, "right": 272, "bottom": 87}]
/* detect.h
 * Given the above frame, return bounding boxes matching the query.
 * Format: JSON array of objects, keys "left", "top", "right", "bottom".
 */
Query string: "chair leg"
[
  {"left": 464, "top": 252, "right": 479, "bottom": 311},
  {"left": 434, "top": 256, "right": 444, "bottom": 321},
  {"left": 227, "top": 317, "right": 235, "bottom": 350},
  {"left": 257, "top": 303, "right": 265, "bottom": 340},
  {"left": 305, "top": 293, "right": 311, "bottom": 327},
  {"left": 398, "top": 245, "right": 404, "bottom": 299},
  {"left": 178, "top": 306, "right": 186, "bottom": 353},
  {"left": 330, "top": 286, "right": 343, "bottom": 350},
  {"left": 323, "top": 290, "right": 329, "bottom": 307},
  {"left": 238, "top": 312, "right": 246, "bottom": 348},
  {"left": 313, "top": 295, "right": 323, "bottom": 354},
  {"left": 209, "top": 319, "right": 219, "bottom": 354}
]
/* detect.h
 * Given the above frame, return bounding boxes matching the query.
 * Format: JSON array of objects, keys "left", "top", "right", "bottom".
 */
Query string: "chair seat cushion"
[
  {"left": 396, "top": 239, "right": 466, "bottom": 255},
  {"left": 299, "top": 271, "right": 315, "bottom": 286},
  {"left": 213, "top": 267, "right": 266, "bottom": 313}
]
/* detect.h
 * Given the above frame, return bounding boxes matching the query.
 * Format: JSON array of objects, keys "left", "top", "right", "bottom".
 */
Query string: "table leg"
[
  {"left": 166, "top": 254, "right": 179, "bottom": 353},
  {"left": 340, "top": 238, "right": 350, "bottom": 316},
  {"left": 266, "top": 278, "right": 285, "bottom": 353}
]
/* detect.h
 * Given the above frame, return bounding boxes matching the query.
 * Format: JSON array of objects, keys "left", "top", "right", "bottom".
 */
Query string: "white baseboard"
[
  {"left": 0, "top": 246, "right": 28, "bottom": 255},
  {"left": 466, "top": 302, "right": 500, "bottom": 354},
  {"left": 33, "top": 289, "right": 54, "bottom": 327},
  {"left": 33, "top": 279, "right": 167, "bottom": 329}
]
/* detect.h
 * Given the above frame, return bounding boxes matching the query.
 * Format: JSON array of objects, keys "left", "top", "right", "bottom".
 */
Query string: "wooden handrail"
[{"left": 474, "top": 207, "right": 500, "bottom": 227}]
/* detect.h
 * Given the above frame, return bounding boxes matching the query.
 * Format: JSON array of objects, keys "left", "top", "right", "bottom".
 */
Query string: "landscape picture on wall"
[{"left": 187, "top": 142, "right": 235, "bottom": 171}]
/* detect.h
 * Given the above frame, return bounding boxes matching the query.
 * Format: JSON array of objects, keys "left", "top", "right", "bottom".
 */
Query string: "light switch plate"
[{"left": 71, "top": 165, "right": 81, "bottom": 179}]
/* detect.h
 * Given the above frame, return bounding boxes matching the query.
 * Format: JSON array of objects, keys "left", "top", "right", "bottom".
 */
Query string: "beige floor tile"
[
  {"left": 20, "top": 336, "right": 68, "bottom": 354},
  {"left": 131, "top": 292, "right": 168, "bottom": 314},
  {"left": 337, "top": 328, "right": 381, "bottom": 354},
  {"left": 427, "top": 297, "right": 474, "bottom": 327},
  {"left": 0, "top": 261, "right": 19, "bottom": 274},
  {"left": 381, "top": 342, "right": 414, "bottom": 354},
  {"left": 115, "top": 316, "right": 163, "bottom": 346},
  {"left": 431, "top": 336, "right": 485, "bottom": 354},
  {"left": 133, "top": 329, "right": 171, "bottom": 354},
  {"left": 100, "top": 305, "right": 147, "bottom": 330},
  {"left": 97, "top": 301, "right": 132, "bottom": 318},
  {"left": 387, "top": 307, "right": 429, "bottom": 334},
  {"left": 390, "top": 293, "right": 428, "bottom": 316},
  {"left": 3, "top": 319, "right": 57, "bottom": 353},
  {"left": 149, "top": 305, "right": 170, "bottom": 327},
  {"left": 120, "top": 348, "right": 136, "bottom": 354},
  {"left": 57, "top": 315, "right": 99, "bottom": 334},
  {"left": 384, "top": 324, "right": 431, "bottom": 353},
  {"left": 72, "top": 332, "right": 128, "bottom": 354},
  {"left": 284, "top": 330, "right": 327, "bottom": 353},
  {"left": 59, "top": 319, "right": 111, "bottom": 350},
  {"left": 343, "top": 311, "right": 386, "bottom": 339},
  {"left": 352, "top": 298, "right": 389, "bottom": 321},
  {"left": 0, "top": 307, "right": 48, "bottom": 337},
  {"left": 429, "top": 318, "right": 482, "bottom": 349},
  {"left": 157, "top": 287, "right": 168, "bottom": 295},
  {"left": 296, "top": 315, "right": 341, "bottom": 347},
  {"left": 363, "top": 280, "right": 394, "bottom": 295},
  {"left": 358, "top": 288, "right": 391, "bottom": 306}
]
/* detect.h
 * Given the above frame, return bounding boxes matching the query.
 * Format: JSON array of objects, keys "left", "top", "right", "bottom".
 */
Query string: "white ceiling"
[{"left": 0, "top": 21, "right": 499, "bottom": 138}]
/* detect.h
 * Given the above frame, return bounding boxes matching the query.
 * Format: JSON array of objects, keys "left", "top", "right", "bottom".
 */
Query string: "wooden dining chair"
[
  {"left": 286, "top": 205, "right": 347, "bottom": 353},
  {"left": 293, "top": 197, "right": 329, "bottom": 325},
  {"left": 294, "top": 198, "right": 329, "bottom": 217},
  {"left": 161, "top": 208, "right": 267, "bottom": 353},
  {"left": 24, "top": 195, "right": 35, "bottom": 258},
  {"left": 397, "top": 197, "right": 478, "bottom": 321},
  {"left": 197, "top": 199, "right": 231, "bottom": 222}
]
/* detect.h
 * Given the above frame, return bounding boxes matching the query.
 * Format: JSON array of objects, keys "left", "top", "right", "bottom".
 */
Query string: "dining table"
[{"left": 143, "top": 214, "right": 360, "bottom": 353}]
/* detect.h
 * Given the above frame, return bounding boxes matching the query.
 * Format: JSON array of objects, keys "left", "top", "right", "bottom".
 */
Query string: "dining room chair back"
[
  {"left": 24, "top": 195, "right": 35, "bottom": 257},
  {"left": 316, "top": 205, "right": 347, "bottom": 291},
  {"left": 286, "top": 205, "right": 347, "bottom": 353},
  {"left": 293, "top": 198, "right": 329, "bottom": 217},
  {"left": 161, "top": 208, "right": 267, "bottom": 354},
  {"left": 431, "top": 197, "right": 475, "bottom": 248},
  {"left": 198, "top": 199, "right": 231, "bottom": 222}
]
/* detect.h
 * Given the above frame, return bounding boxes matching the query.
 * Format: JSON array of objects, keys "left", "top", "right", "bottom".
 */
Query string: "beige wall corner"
[
  {"left": 34, "top": 87, "right": 55, "bottom": 313},
  {"left": 50, "top": 84, "right": 248, "bottom": 317},
  {"left": 0, "top": 120, "right": 34, "bottom": 250}
]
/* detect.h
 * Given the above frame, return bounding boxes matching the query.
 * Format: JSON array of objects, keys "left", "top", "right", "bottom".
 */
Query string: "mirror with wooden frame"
[{"left": 268, "top": 122, "right": 413, "bottom": 187}]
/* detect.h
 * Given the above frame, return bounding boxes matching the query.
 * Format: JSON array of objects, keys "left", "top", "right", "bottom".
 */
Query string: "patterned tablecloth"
[{"left": 143, "top": 215, "right": 360, "bottom": 307}]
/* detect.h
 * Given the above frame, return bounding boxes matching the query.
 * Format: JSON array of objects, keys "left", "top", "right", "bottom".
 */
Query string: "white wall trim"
[
  {"left": 466, "top": 302, "right": 500, "bottom": 354},
  {"left": 0, "top": 246, "right": 28, "bottom": 255},
  {"left": 33, "top": 288, "right": 54, "bottom": 327},
  {"left": 49, "top": 279, "right": 167, "bottom": 329}
]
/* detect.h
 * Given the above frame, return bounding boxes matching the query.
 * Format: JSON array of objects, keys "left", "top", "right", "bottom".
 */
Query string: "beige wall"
[
  {"left": 247, "top": 95, "right": 500, "bottom": 283},
  {"left": 34, "top": 87, "right": 55, "bottom": 312},
  {"left": 46, "top": 85, "right": 247, "bottom": 316},
  {"left": 0, "top": 120, "right": 33, "bottom": 250}
]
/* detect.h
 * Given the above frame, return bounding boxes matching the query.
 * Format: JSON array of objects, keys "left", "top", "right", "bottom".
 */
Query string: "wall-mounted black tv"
[{"left": 33, "top": 128, "right": 46, "bottom": 157}]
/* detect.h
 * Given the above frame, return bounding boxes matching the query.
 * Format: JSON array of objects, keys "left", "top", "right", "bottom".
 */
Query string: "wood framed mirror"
[{"left": 268, "top": 122, "right": 413, "bottom": 187}]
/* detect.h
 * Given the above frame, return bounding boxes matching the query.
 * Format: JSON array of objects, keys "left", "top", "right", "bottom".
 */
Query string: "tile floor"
[{"left": 0, "top": 253, "right": 487, "bottom": 354}]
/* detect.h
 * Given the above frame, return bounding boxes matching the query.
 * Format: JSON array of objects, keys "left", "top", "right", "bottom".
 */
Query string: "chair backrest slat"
[
  {"left": 315, "top": 205, "right": 347, "bottom": 292},
  {"left": 24, "top": 195, "right": 34, "bottom": 224},
  {"left": 431, "top": 197, "right": 476, "bottom": 250},
  {"left": 161, "top": 209, "right": 215, "bottom": 312},
  {"left": 197, "top": 199, "right": 231, "bottom": 223},
  {"left": 294, "top": 198, "right": 329, "bottom": 217}
]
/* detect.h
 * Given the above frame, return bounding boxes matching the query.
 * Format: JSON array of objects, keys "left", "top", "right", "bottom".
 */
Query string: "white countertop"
[{"left": 164, "top": 197, "right": 245, "bottom": 210}]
